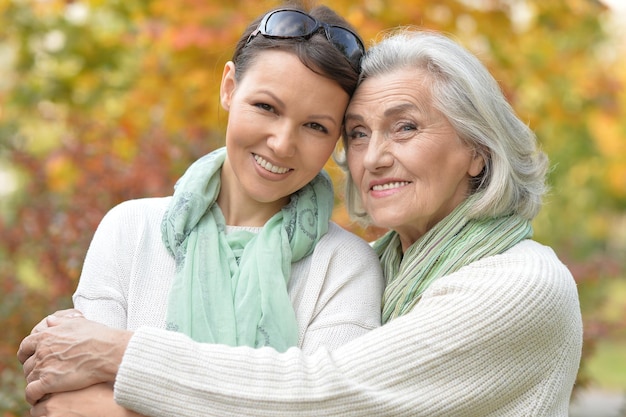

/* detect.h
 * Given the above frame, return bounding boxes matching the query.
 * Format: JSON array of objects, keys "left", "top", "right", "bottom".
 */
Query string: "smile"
[
  {"left": 372, "top": 181, "right": 410, "bottom": 191},
  {"left": 254, "top": 154, "right": 291, "bottom": 174}
]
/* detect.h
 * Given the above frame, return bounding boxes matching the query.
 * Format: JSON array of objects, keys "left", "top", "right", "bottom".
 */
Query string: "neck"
[{"left": 217, "top": 162, "right": 287, "bottom": 227}]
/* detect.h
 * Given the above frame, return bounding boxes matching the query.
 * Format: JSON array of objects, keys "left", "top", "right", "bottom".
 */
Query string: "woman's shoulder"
[
  {"left": 110, "top": 196, "right": 172, "bottom": 213},
  {"left": 303, "top": 222, "right": 381, "bottom": 272},
  {"left": 321, "top": 222, "right": 378, "bottom": 252},
  {"left": 467, "top": 239, "right": 572, "bottom": 278},
  {"left": 503, "top": 238, "right": 563, "bottom": 259},
  {"left": 105, "top": 197, "right": 172, "bottom": 222},
  {"left": 500, "top": 239, "right": 575, "bottom": 286},
  {"left": 426, "top": 239, "right": 582, "bottom": 348},
  {"left": 446, "top": 239, "right": 579, "bottom": 309},
  {"left": 95, "top": 197, "right": 172, "bottom": 235}
]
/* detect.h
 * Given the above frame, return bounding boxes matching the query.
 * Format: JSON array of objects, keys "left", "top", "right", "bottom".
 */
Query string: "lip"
[
  {"left": 367, "top": 178, "right": 411, "bottom": 197},
  {"left": 252, "top": 153, "right": 293, "bottom": 178}
]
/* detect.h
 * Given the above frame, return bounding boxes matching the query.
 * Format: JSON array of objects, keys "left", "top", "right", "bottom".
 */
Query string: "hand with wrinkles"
[
  {"left": 29, "top": 309, "right": 85, "bottom": 333},
  {"left": 17, "top": 311, "right": 132, "bottom": 405}
]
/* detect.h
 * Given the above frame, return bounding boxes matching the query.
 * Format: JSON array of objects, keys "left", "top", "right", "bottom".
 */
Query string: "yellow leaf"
[{"left": 45, "top": 154, "right": 79, "bottom": 193}]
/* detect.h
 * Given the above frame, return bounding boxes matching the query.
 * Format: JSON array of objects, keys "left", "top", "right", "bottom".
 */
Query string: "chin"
[{"left": 369, "top": 215, "right": 400, "bottom": 231}]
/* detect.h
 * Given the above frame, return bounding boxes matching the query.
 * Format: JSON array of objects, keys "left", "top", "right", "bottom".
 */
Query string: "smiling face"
[
  {"left": 345, "top": 68, "right": 485, "bottom": 251},
  {"left": 218, "top": 49, "right": 349, "bottom": 226}
]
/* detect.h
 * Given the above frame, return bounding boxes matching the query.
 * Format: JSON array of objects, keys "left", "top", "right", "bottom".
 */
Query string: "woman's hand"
[
  {"left": 17, "top": 314, "right": 132, "bottom": 405},
  {"left": 30, "top": 383, "right": 144, "bottom": 417}
]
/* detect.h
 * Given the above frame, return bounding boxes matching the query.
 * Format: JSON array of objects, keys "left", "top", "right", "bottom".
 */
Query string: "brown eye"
[
  {"left": 255, "top": 103, "right": 275, "bottom": 113},
  {"left": 306, "top": 122, "right": 328, "bottom": 134}
]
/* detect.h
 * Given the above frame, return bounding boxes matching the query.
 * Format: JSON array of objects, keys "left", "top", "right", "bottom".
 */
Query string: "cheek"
[
  {"left": 225, "top": 113, "right": 253, "bottom": 145},
  {"left": 319, "top": 140, "right": 339, "bottom": 160},
  {"left": 303, "top": 141, "right": 336, "bottom": 172}
]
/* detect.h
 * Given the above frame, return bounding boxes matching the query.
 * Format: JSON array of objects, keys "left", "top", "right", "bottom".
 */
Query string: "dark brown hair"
[{"left": 231, "top": 2, "right": 362, "bottom": 96}]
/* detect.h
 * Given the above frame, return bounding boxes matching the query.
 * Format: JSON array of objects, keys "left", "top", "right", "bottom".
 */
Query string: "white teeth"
[
  {"left": 254, "top": 154, "right": 290, "bottom": 174},
  {"left": 372, "top": 182, "right": 409, "bottom": 191}
]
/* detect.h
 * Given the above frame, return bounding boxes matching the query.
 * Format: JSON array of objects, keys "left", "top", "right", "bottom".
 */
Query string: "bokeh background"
[{"left": 1, "top": 0, "right": 624, "bottom": 414}]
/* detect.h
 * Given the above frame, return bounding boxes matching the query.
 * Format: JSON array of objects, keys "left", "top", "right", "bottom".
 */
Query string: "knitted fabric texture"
[
  {"left": 376, "top": 195, "right": 533, "bottom": 323},
  {"left": 116, "top": 239, "right": 582, "bottom": 416}
]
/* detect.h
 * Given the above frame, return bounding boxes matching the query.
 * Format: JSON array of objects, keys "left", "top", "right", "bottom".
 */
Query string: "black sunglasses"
[{"left": 246, "top": 9, "right": 364, "bottom": 71}]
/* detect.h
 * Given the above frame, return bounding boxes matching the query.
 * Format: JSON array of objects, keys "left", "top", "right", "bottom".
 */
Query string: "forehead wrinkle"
[
  {"left": 383, "top": 102, "right": 417, "bottom": 118},
  {"left": 382, "top": 69, "right": 434, "bottom": 117},
  {"left": 391, "top": 82, "right": 434, "bottom": 120},
  {"left": 346, "top": 72, "right": 433, "bottom": 123}
]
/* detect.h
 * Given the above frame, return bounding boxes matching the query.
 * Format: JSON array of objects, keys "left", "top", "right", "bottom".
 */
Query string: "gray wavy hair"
[{"left": 336, "top": 28, "right": 548, "bottom": 225}]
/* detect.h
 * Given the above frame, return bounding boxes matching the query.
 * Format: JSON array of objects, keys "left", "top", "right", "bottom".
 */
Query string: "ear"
[
  {"left": 220, "top": 61, "right": 237, "bottom": 111},
  {"left": 468, "top": 150, "right": 486, "bottom": 177}
]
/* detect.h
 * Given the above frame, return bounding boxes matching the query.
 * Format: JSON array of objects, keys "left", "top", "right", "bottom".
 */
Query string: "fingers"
[
  {"left": 23, "top": 352, "right": 36, "bottom": 382},
  {"left": 20, "top": 310, "right": 86, "bottom": 363},
  {"left": 32, "top": 309, "right": 84, "bottom": 335},
  {"left": 17, "top": 333, "right": 37, "bottom": 365},
  {"left": 21, "top": 317, "right": 129, "bottom": 399},
  {"left": 19, "top": 315, "right": 85, "bottom": 399},
  {"left": 29, "top": 394, "right": 47, "bottom": 417},
  {"left": 25, "top": 379, "right": 47, "bottom": 406},
  {"left": 52, "top": 308, "right": 84, "bottom": 319},
  {"left": 32, "top": 316, "right": 54, "bottom": 335},
  {"left": 30, "top": 394, "right": 53, "bottom": 417}
]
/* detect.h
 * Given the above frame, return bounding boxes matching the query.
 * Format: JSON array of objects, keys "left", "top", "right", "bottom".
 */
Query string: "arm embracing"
[
  {"left": 19, "top": 317, "right": 131, "bottom": 405},
  {"left": 115, "top": 242, "right": 582, "bottom": 417}
]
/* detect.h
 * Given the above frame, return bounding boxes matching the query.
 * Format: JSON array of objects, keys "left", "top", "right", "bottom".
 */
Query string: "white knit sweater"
[
  {"left": 114, "top": 239, "right": 582, "bottom": 417},
  {"left": 73, "top": 197, "right": 385, "bottom": 353}
]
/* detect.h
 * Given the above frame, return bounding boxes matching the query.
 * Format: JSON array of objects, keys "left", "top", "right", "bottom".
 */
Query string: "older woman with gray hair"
[{"left": 19, "top": 29, "right": 582, "bottom": 416}]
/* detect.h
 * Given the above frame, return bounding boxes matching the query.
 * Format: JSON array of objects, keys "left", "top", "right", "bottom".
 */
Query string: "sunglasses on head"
[{"left": 246, "top": 9, "right": 365, "bottom": 71}]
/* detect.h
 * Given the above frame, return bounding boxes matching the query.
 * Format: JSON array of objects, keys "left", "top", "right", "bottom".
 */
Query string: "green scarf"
[
  {"left": 375, "top": 195, "right": 533, "bottom": 324},
  {"left": 162, "top": 147, "right": 334, "bottom": 352}
]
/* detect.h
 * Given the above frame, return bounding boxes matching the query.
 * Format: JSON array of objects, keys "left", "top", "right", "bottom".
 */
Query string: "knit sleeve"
[{"left": 114, "top": 240, "right": 582, "bottom": 417}]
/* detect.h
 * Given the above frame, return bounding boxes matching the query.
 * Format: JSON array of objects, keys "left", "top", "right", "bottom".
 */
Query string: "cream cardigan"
[
  {"left": 114, "top": 239, "right": 583, "bottom": 417},
  {"left": 73, "top": 197, "right": 385, "bottom": 353}
]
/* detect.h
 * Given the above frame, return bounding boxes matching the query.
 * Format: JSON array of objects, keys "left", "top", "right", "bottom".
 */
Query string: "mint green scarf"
[
  {"left": 162, "top": 147, "right": 334, "bottom": 352},
  {"left": 375, "top": 195, "right": 533, "bottom": 324}
]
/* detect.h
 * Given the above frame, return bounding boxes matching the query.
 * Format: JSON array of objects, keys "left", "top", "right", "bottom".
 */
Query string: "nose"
[
  {"left": 362, "top": 133, "right": 392, "bottom": 172},
  {"left": 267, "top": 123, "right": 297, "bottom": 158}
]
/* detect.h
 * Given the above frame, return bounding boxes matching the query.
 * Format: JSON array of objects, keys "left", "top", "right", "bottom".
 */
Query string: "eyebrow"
[
  {"left": 258, "top": 89, "right": 339, "bottom": 128},
  {"left": 345, "top": 102, "right": 419, "bottom": 123},
  {"left": 384, "top": 102, "right": 419, "bottom": 117},
  {"left": 344, "top": 112, "right": 363, "bottom": 123},
  {"left": 258, "top": 89, "right": 285, "bottom": 108}
]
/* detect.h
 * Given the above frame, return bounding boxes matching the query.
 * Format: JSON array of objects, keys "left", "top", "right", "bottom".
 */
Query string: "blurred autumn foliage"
[{"left": 1, "top": 0, "right": 625, "bottom": 414}]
